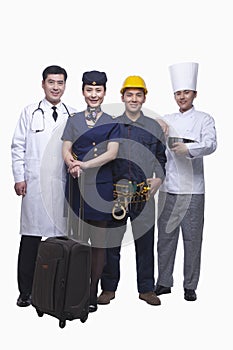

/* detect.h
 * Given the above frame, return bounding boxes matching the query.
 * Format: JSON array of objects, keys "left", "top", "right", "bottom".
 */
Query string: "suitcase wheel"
[
  {"left": 80, "top": 314, "right": 88, "bottom": 323},
  {"left": 36, "top": 309, "right": 44, "bottom": 317},
  {"left": 59, "top": 320, "right": 66, "bottom": 329}
]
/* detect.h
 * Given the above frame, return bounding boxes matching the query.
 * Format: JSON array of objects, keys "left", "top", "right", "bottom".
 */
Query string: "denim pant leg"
[
  {"left": 134, "top": 227, "right": 155, "bottom": 293},
  {"left": 100, "top": 220, "right": 126, "bottom": 291},
  {"left": 131, "top": 199, "right": 156, "bottom": 293}
]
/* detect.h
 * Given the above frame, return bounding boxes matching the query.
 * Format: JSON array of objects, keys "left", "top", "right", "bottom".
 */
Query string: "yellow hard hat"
[{"left": 120, "top": 76, "right": 148, "bottom": 95}]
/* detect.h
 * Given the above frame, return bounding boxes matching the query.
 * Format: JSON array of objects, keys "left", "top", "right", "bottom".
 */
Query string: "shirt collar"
[
  {"left": 178, "top": 106, "right": 195, "bottom": 117},
  {"left": 121, "top": 111, "right": 145, "bottom": 126},
  {"left": 43, "top": 98, "right": 63, "bottom": 111}
]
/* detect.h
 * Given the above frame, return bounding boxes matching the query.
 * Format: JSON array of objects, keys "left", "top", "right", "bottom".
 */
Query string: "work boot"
[
  {"left": 97, "top": 291, "right": 115, "bottom": 305},
  {"left": 139, "top": 291, "right": 161, "bottom": 305}
]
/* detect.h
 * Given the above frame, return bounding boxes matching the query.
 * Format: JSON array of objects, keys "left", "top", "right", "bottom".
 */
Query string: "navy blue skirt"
[{"left": 66, "top": 176, "right": 114, "bottom": 221}]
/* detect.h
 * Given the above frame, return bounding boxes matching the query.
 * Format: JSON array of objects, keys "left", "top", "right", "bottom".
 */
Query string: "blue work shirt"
[{"left": 113, "top": 112, "right": 166, "bottom": 184}]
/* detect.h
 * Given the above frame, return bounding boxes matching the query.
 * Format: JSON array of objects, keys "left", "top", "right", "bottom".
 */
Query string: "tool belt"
[{"left": 112, "top": 180, "right": 151, "bottom": 220}]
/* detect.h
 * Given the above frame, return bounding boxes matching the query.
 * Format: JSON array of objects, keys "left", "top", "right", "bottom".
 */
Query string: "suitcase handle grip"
[{"left": 56, "top": 236, "right": 69, "bottom": 241}]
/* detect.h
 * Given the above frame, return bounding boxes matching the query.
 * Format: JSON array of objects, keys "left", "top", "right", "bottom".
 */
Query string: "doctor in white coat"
[
  {"left": 11, "top": 65, "right": 77, "bottom": 307},
  {"left": 155, "top": 62, "right": 217, "bottom": 301}
]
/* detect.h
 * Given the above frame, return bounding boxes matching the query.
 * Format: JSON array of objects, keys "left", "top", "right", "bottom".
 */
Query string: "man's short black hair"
[{"left": 42, "top": 65, "right": 68, "bottom": 81}]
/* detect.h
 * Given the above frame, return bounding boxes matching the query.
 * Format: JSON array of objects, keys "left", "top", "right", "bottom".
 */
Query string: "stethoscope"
[{"left": 31, "top": 100, "right": 71, "bottom": 132}]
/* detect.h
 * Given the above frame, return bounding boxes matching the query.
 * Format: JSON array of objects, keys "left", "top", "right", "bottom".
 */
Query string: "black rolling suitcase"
[{"left": 31, "top": 173, "right": 91, "bottom": 328}]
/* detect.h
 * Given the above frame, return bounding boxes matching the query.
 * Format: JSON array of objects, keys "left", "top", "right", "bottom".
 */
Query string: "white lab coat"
[
  {"left": 11, "top": 98, "right": 77, "bottom": 237},
  {"left": 160, "top": 107, "right": 217, "bottom": 194}
]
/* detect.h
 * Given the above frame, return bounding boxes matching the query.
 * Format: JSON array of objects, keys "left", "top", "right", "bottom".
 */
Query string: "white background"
[{"left": 1, "top": 0, "right": 231, "bottom": 348}]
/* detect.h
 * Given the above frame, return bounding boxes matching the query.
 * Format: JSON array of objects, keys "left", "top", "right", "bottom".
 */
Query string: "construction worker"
[{"left": 98, "top": 76, "right": 167, "bottom": 306}]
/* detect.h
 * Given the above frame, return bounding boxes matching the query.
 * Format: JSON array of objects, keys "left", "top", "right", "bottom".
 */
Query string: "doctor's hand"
[{"left": 14, "top": 181, "right": 27, "bottom": 196}]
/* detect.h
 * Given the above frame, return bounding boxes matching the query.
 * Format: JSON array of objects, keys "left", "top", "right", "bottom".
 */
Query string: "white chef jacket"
[
  {"left": 160, "top": 107, "right": 217, "bottom": 194},
  {"left": 11, "top": 98, "right": 77, "bottom": 237}
]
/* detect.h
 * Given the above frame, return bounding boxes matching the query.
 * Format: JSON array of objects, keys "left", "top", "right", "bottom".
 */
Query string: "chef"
[{"left": 155, "top": 62, "right": 217, "bottom": 301}]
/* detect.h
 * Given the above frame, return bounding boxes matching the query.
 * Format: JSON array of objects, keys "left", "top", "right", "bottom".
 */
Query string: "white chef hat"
[{"left": 169, "top": 62, "right": 199, "bottom": 93}]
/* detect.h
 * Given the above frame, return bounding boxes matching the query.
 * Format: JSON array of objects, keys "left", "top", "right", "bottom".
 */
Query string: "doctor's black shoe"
[
  {"left": 16, "top": 293, "right": 32, "bottom": 307},
  {"left": 154, "top": 285, "right": 171, "bottom": 296},
  {"left": 184, "top": 289, "right": 197, "bottom": 301}
]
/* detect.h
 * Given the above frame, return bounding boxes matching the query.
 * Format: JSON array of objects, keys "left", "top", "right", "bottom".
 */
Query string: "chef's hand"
[{"left": 170, "top": 142, "right": 189, "bottom": 156}]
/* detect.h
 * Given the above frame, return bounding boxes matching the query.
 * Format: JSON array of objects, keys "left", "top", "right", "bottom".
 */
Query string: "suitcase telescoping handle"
[
  {"left": 67, "top": 171, "right": 85, "bottom": 241},
  {"left": 77, "top": 171, "right": 85, "bottom": 240}
]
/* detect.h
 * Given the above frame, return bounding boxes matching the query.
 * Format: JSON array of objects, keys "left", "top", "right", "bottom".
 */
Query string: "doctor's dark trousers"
[{"left": 17, "top": 235, "right": 42, "bottom": 296}]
